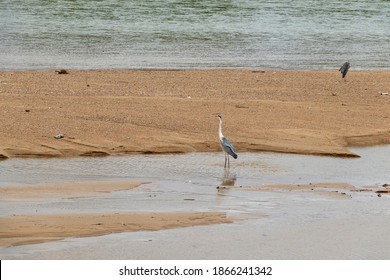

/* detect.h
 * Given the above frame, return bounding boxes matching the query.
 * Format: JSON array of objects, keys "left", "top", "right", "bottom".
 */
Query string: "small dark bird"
[{"left": 339, "top": 61, "right": 350, "bottom": 80}]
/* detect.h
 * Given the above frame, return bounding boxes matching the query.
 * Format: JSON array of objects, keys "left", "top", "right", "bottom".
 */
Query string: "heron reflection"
[{"left": 217, "top": 169, "right": 237, "bottom": 191}]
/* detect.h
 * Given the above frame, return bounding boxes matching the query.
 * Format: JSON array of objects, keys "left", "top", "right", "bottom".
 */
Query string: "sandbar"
[
  {"left": 0, "top": 211, "right": 232, "bottom": 247},
  {"left": 1, "top": 69, "right": 389, "bottom": 159}
]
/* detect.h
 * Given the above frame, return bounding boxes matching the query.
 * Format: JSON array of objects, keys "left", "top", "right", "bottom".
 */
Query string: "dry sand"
[{"left": 1, "top": 69, "right": 389, "bottom": 159}]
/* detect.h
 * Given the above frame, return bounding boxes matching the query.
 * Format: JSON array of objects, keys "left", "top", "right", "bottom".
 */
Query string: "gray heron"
[
  {"left": 217, "top": 113, "right": 238, "bottom": 168},
  {"left": 339, "top": 61, "right": 350, "bottom": 80}
]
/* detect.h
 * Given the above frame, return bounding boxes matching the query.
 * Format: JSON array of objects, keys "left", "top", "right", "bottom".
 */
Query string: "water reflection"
[
  {"left": 217, "top": 169, "right": 237, "bottom": 194},
  {"left": 221, "top": 169, "right": 237, "bottom": 187}
]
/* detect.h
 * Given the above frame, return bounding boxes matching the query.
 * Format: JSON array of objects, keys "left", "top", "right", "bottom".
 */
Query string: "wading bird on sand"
[{"left": 216, "top": 113, "right": 238, "bottom": 168}]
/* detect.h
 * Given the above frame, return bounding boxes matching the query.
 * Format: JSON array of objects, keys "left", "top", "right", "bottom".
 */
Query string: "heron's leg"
[
  {"left": 227, "top": 155, "right": 230, "bottom": 168},
  {"left": 224, "top": 153, "right": 227, "bottom": 168}
]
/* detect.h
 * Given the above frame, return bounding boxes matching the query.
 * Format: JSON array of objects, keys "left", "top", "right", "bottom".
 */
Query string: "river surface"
[{"left": 1, "top": 0, "right": 389, "bottom": 70}]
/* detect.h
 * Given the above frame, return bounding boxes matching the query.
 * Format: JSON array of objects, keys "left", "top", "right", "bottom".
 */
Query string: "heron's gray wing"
[
  {"left": 339, "top": 62, "right": 347, "bottom": 72},
  {"left": 220, "top": 137, "right": 238, "bottom": 158}
]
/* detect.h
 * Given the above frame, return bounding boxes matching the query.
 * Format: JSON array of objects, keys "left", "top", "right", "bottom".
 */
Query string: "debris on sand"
[
  {"left": 0, "top": 154, "right": 8, "bottom": 160},
  {"left": 55, "top": 69, "right": 69, "bottom": 74}
]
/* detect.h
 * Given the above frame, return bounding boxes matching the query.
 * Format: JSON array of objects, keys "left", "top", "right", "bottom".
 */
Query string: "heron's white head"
[{"left": 216, "top": 113, "right": 223, "bottom": 138}]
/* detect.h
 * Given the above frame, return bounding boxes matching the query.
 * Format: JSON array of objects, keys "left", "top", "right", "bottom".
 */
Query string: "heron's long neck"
[{"left": 218, "top": 118, "right": 224, "bottom": 139}]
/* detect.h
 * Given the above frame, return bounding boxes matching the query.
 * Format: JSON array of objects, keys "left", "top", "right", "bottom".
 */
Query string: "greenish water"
[{"left": 0, "top": 0, "right": 389, "bottom": 69}]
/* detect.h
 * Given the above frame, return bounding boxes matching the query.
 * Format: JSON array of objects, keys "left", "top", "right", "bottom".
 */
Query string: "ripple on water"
[{"left": 0, "top": 146, "right": 389, "bottom": 187}]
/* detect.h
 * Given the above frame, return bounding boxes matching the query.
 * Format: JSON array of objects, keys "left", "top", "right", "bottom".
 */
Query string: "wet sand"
[
  {"left": 1, "top": 177, "right": 389, "bottom": 259},
  {"left": 223, "top": 182, "right": 390, "bottom": 199},
  {"left": 1, "top": 177, "right": 388, "bottom": 248},
  {"left": 0, "top": 181, "right": 148, "bottom": 200},
  {"left": 0, "top": 180, "right": 232, "bottom": 247},
  {"left": 0, "top": 70, "right": 389, "bottom": 159},
  {"left": 0, "top": 211, "right": 232, "bottom": 247}
]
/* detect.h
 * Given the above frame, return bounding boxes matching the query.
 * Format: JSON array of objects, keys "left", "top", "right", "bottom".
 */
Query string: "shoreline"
[
  {"left": 2, "top": 66, "right": 390, "bottom": 72},
  {"left": 1, "top": 69, "right": 389, "bottom": 160}
]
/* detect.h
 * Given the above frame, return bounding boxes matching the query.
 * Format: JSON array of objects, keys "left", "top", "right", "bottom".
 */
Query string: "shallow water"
[
  {"left": 1, "top": 146, "right": 389, "bottom": 188},
  {"left": 1, "top": 0, "right": 389, "bottom": 70},
  {"left": 1, "top": 146, "right": 389, "bottom": 259}
]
